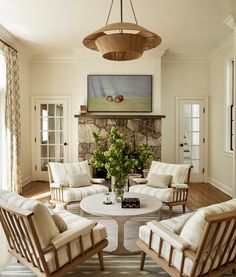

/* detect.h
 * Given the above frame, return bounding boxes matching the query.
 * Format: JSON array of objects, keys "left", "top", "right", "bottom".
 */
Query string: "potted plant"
[
  {"left": 91, "top": 127, "right": 154, "bottom": 199},
  {"left": 91, "top": 127, "right": 136, "bottom": 200}
]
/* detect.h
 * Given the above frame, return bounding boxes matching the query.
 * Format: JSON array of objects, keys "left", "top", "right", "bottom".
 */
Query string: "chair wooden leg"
[
  {"left": 182, "top": 204, "right": 186, "bottom": 213},
  {"left": 169, "top": 206, "right": 173, "bottom": 218},
  {"left": 232, "top": 268, "right": 236, "bottom": 274},
  {"left": 98, "top": 251, "right": 104, "bottom": 271},
  {"left": 140, "top": 251, "right": 146, "bottom": 270}
]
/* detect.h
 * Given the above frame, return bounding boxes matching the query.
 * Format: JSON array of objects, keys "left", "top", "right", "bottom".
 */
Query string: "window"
[
  {"left": 226, "top": 60, "right": 234, "bottom": 152},
  {"left": 0, "top": 51, "right": 6, "bottom": 189}
]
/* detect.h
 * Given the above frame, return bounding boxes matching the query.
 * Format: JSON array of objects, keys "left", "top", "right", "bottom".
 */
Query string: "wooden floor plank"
[{"left": 22, "top": 181, "right": 232, "bottom": 211}]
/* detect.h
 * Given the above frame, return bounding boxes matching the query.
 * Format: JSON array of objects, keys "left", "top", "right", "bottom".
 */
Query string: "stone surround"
[{"left": 76, "top": 115, "right": 165, "bottom": 162}]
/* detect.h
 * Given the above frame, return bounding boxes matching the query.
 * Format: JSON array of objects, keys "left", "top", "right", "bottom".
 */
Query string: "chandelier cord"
[
  {"left": 106, "top": 0, "right": 115, "bottom": 25},
  {"left": 130, "top": 0, "right": 138, "bottom": 24}
]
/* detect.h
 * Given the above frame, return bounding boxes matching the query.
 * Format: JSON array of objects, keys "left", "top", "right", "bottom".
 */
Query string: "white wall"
[
  {"left": 208, "top": 39, "right": 234, "bottom": 196},
  {"left": 30, "top": 56, "right": 162, "bottom": 162},
  {"left": 161, "top": 60, "right": 209, "bottom": 163}
]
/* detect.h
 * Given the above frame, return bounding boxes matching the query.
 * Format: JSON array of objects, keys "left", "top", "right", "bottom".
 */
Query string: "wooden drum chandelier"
[{"left": 83, "top": 0, "right": 161, "bottom": 61}]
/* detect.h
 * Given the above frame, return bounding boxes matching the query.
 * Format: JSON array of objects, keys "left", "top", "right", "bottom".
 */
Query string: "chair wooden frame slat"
[
  {"left": 0, "top": 198, "right": 108, "bottom": 277},
  {"left": 138, "top": 209, "right": 236, "bottom": 277}
]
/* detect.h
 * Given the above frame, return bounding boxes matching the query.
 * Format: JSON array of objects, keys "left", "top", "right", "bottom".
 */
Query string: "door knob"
[
  {"left": 64, "top": 142, "right": 68, "bottom": 146},
  {"left": 179, "top": 143, "right": 184, "bottom": 147}
]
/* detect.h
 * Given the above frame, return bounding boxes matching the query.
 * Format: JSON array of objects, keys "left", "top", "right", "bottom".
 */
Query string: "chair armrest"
[
  {"left": 147, "top": 221, "right": 190, "bottom": 251},
  {"left": 132, "top": 178, "right": 148, "bottom": 184},
  {"left": 50, "top": 183, "right": 67, "bottom": 188},
  {"left": 171, "top": 184, "right": 188, "bottom": 189},
  {"left": 51, "top": 221, "right": 97, "bottom": 249},
  {"left": 91, "top": 178, "right": 105, "bottom": 184}
]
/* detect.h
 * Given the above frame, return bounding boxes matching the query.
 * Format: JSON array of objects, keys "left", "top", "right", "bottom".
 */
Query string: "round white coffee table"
[{"left": 80, "top": 192, "right": 162, "bottom": 255}]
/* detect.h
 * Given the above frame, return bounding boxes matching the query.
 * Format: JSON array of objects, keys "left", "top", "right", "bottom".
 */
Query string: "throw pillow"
[
  {"left": 49, "top": 210, "right": 67, "bottom": 233},
  {"left": 66, "top": 173, "right": 91, "bottom": 188},
  {"left": 147, "top": 173, "right": 172, "bottom": 188}
]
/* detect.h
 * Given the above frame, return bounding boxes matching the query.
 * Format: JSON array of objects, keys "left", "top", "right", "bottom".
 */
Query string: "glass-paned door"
[
  {"left": 33, "top": 99, "right": 69, "bottom": 180},
  {"left": 178, "top": 99, "right": 205, "bottom": 182}
]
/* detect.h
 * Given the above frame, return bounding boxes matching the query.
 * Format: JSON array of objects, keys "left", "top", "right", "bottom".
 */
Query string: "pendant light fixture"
[{"left": 83, "top": 0, "right": 161, "bottom": 61}]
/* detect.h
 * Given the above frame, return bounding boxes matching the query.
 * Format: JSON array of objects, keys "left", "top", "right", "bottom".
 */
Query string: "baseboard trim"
[
  {"left": 208, "top": 177, "right": 232, "bottom": 197},
  {"left": 23, "top": 176, "right": 32, "bottom": 186}
]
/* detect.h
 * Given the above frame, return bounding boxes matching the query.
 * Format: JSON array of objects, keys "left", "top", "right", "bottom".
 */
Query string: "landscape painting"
[{"left": 87, "top": 75, "right": 152, "bottom": 112}]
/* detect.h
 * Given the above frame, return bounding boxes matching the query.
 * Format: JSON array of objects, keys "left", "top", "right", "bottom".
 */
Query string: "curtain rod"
[{"left": 0, "top": 39, "right": 17, "bottom": 52}]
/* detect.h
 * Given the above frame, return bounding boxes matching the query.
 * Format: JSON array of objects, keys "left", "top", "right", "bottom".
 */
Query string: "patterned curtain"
[{"left": 2, "top": 44, "right": 22, "bottom": 193}]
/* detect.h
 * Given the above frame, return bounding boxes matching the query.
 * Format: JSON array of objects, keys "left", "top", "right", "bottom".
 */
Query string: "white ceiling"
[{"left": 0, "top": 0, "right": 234, "bottom": 58}]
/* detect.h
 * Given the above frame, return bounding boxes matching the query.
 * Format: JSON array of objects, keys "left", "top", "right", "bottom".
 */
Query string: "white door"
[
  {"left": 176, "top": 98, "right": 207, "bottom": 182},
  {"left": 33, "top": 98, "right": 70, "bottom": 180}
]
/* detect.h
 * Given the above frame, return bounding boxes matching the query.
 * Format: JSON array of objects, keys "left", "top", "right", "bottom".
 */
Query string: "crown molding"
[
  {"left": 208, "top": 34, "right": 233, "bottom": 60},
  {"left": 0, "top": 24, "right": 32, "bottom": 61},
  {"left": 31, "top": 45, "right": 168, "bottom": 63},
  {"left": 162, "top": 51, "right": 209, "bottom": 63}
]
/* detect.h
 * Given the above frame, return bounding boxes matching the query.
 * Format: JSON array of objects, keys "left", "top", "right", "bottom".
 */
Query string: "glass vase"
[{"left": 111, "top": 176, "right": 128, "bottom": 202}]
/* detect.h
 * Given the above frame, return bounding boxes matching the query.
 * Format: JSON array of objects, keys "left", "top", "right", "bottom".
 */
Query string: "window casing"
[{"left": 226, "top": 60, "right": 234, "bottom": 152}]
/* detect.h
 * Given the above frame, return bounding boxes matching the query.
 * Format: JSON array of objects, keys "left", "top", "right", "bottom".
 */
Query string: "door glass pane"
[
  {"left": 192, "top": 160, "right": 199, "bottom": 173},
  {"left": 41, "top": 145, "right": 47, "bottom": 158},
  {"left": 192, "top": 118, "right": 199, "bottom": 131},
  {"left": 48, "top": 118, "right": 55, "bottom": 130},
  {"left": 49, "top": 132, "right": 55, "bottom": 144},
  {"left": 184, "top": 158, "right": 191, "bottom": 164},
  {"left": 184, "top": 133, "right": 191, "bottom": 145},
  {"left": 56, "top": 118, "right": 63, "bottom": 131},
  {"left": 40, "top": 104, "right": 47, "bottom": 117},
  {"left": 184, "top": 104, "right": 191, "bottom": 117},
  {"left": 192, "top": 146, "right": 199, "bottom": 159},
  {"left": 192, "top": 104, "right": 200, "bottom": 117},
  {"left": 184, "top": 119, "right": 191, "bottom": 132},
  {"left": 192, "top": 132, "right": 199, "bottom": 145},
  {"left": 49, "top": 146, "right": 55, "bottom": 157},
  {"left": 60, "top": 132, "right": 63, "bottom": 144},
  {"left": 41, "top": 159, "right": 48, "bottom": 171},
  {"left": 56, "top": 104, "right": 63, "bottom": 116},
  {"left": 48, "top": 104, "right": 55, "bottom": 116},
  {"left": 41, "top": 131, "right": 48, "bottom": 144}
]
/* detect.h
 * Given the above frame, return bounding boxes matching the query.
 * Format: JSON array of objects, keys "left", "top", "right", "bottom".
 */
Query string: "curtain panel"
[{"left": 1, "top": 42, "right": 22, "bottom": 193}]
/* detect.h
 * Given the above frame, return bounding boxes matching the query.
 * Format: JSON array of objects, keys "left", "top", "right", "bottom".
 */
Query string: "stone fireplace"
[{"left": 75, "top": 114, "right": 165, "bottom": 162}]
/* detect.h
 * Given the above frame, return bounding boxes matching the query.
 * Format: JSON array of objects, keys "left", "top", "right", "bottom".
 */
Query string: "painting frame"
[{"left": 87, "top": 75, "right": 152, "bottom": 112}]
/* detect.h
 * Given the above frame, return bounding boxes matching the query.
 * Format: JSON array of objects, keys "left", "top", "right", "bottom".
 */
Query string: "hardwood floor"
[{"left": 22, "top": 181, "right": 232, "bottom": 211}]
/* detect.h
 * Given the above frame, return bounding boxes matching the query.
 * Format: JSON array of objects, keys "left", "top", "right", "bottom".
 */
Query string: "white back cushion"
[
  {"left": 49, "top": 162, "right": 69, "bottom": 185},
  {"left": 148, "top": 161, "right": 191, "bottom": 184},
  {"left": 0, "top": 190, "right": 59, "bottom": 248},
  {"left": 180, "top": 198, "right": 236, "bottom": 252}
]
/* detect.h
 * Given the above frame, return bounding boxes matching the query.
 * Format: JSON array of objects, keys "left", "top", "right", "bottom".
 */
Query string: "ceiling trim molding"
[
  {"left": 162, "top": 52, "right": 209, "bottom": 64},
  {"left": 31, "top": 46, "right": 168, "bottom": 63},
  {"left": 208, "top": 34, "right": 233, "bottom": 60},
  {"left": 0, "top": 24, "right": 32, "bottom": 61}
]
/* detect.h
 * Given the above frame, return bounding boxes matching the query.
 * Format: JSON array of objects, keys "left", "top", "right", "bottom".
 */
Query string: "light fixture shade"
[{"left": 83, "top": 22, "right": 161, "bottom": 61}]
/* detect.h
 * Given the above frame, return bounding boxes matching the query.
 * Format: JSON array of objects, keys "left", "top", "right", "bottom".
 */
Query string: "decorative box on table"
[{"left": 122, "top": 197, "right": 140, "bottom": 208}]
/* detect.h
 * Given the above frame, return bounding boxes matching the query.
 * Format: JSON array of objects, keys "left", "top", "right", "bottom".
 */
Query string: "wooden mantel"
[{"left": 74, "top": 114, "right": 166, "bottom": 119}]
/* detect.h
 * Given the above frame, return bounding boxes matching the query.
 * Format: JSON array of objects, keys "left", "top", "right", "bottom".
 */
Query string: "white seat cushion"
[
  {"left": 63, "top": 184, "right": 109, "bottom": 202},
  {"left": 45, "top": 209, "right": 107, "bottom": 273},
  {"left": 129, "top": 185, "right": 174, "bottom": 203}
]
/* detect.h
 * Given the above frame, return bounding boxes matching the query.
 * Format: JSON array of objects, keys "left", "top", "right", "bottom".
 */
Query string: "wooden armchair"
[
  {"left": 48, "top": 160, "right": 109, "bottom": 208},
  {"left": 0, "top": 190, "right": 108, "bottom": 277},
  {"left": 129, "top": 161, "right": 192, "bottom": 217},
  {"left": 137, "top": 199, "right": 236, "bottom": 277}
]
